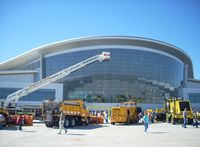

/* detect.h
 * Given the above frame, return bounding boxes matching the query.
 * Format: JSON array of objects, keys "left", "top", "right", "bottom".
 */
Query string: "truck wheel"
[
  {"left": 167, "top": 116, "right": 171, "bottom": 123},
  {"left": 172, "top": 118, "right": 176, "bottom": 125},
  {"left": 53, "top": 121, "right": 59, "bottom": 127},
  {"left": 70, "top": 118, "right": 76, "bottom": 127},
  {"left": 45, "top": 122, "right": 53, "bottom": 127},
  {"left": 75, "top": 117, "right": 82, "bottom": 126},
  {"left": 85, "top": 118, "right": 89, "bottom": 125},
  {"left": 2, "top": 120, "right": 7, "bottom": 127},
  {"left": 188, "top": 119, "right": 193, "bottom": 125},
  {"left": 1, "top": 114, "right": 7, "bottom": 127},
  {"left": 64, "top": 118, "right": 70, "bottom": 128},
  {"left": 111, "top": 122, "right": 115, "bottom": 125}
]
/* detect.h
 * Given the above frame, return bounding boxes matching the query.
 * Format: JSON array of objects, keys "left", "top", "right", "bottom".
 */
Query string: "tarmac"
[{"left": 0, "top": 122, "right": 199, "bottom": 147}]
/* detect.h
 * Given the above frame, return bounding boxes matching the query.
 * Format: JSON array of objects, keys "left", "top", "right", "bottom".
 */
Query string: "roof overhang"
[
  {"left": 0, "top": 70, "right": 38, "bottom": 75},
  {"left": 187, "top": 78, "right": 200, "bottom": 83},
  {"left": 0, "top": 36, "right": 194, "bottom": 78}
]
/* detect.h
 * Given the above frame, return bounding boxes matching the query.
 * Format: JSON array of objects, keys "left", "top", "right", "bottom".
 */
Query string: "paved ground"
[{"left": 0, "top": 122, "right": 199, "bottom": 147}]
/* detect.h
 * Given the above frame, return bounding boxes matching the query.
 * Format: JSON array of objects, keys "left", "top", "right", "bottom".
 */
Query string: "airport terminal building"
[{"left": 0, "top": 36, "right": 200, "bottom": 110}]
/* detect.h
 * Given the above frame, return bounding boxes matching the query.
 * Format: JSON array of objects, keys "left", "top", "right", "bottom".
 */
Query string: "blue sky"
[{"left": 0, "top": 0, "right": 200, "bottom": 79}]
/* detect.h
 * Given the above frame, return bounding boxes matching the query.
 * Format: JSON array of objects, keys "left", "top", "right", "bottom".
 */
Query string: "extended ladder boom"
[{"left": 4, "top": 52, "right": 110, "bottom": 107}]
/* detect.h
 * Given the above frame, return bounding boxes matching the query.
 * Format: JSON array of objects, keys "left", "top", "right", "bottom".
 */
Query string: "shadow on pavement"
[
  {"left": 22, "top": 130, "right": 36, "bottom": 133},
  {"left": 69, "top": 124, "right": 106, "bottom": 130},
  {"left": 113, "top": 123, "right": 144, "bottom": 126},
  {"left": 1, "top": 126, "right": 18, "bottom": 131},
  {"left": 67, "top": 133, "right": 86, "bottom": 136},
  {"left": 148, "top": 132, "right": 168, "bottom": 134}
]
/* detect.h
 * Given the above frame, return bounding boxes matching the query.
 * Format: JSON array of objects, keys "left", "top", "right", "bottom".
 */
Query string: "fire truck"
[
  {"left": 0, "top": 52, "right": 111, "bottom": 127},
  {"left": 43, "top": 99, "right": 90, "bottom": 128},
  {"left": 164, "top": 97, "right": 193, "bottom": 124},
  {"left": 111, "top": 101, "right": 141, "bottom": 125}
]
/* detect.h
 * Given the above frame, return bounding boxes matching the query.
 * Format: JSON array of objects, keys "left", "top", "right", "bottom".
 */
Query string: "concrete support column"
[
  {"left": 183, "top": 64, "right": 188, "bottom": 88},
  {"left": 40, "top": 54, "right": 45, "bottom": 80}
]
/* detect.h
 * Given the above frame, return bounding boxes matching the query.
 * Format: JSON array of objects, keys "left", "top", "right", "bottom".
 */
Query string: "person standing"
[
  {"left": 193, "top": 111, "right": 198, "bottom": 128},
  {"left": 138, "top": 112, "right": 142, "bottom": 123},
  {"left": 143, "top": 111, "right": 149, "bottom": 133},
  {"left": 0, "top": 114, "right": 5, "bottom": 129},
  {"left": 151, "top": 111, "right": 155, "bottom": 123},
  {"left": 58, "top": 112, "right": 67, "bottom": 134},
  {"left": 17, "top": 114, "right": 23, "bottom": 131},
  {"left": 182, "top": 108, "right": 187, "bottom": 128},
  {"left": 104, "top": 111, "right": 108, "bottom": 123}
]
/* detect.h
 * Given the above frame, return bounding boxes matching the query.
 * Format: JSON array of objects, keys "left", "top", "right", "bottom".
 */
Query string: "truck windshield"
[{"left": 179, "top": 102, "right": 191, "bottom": 111}]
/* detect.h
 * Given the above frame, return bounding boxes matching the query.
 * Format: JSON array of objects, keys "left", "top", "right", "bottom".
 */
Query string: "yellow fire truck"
[
  {"left": 164, "top": 97, "right": 193, "bottom": 124},
  {"left": 111, "top": 101, "right": 141, "bottom": 125},
  {"left": 43, "top": 99, "right": 90, "bottom": 128}
]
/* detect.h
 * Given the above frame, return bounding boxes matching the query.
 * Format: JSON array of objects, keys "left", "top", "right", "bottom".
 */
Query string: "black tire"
[
  {"left": 70, "top": 117, "right": 76, "bottom": 127},
  {"left": 45, "top": 122, "right": 53, "bottom": 127},
  {"left": 64, "top": 118, "right": 70, "bottom": 128},
  {"left": 2, "top": 120, "right": 7, "bottom": 127},
  {"left": 85, "top": 118, "right": 89, "bottom": 125},
  {"left": 172, "top": 118, "right": 176, "bottom": 125},
  {"left": 111, "top": 122, "right": 115, "bottom": 125},
  {"left": 53, "top": 121, "right": 59, "bottom": 127},
  {"left": 75, "top": 117, "right": 82, "bottom": 126},
  {"left": 167, "top": 115, "right": 171, "bottom": 123},
  {"left": 188, "top": 118, "right": 193, "bottom": 125},
  {"left": 1, "top": 114, "right": 7, "bottom": 127},
  {"left": 162, "top": 116, "right": 166, "bottom": 122}
]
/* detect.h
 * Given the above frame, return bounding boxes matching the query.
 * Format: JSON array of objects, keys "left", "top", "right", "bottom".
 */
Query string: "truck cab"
[
  {"left": 164, "top": 97, "right": 193, "bottom": 124},
  {"left": 111, "top": 101, "right": 140, "bottom": 125}
]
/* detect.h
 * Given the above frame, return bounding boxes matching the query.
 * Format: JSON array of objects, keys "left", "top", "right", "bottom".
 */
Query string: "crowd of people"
[
  {"left": 138, "top": 109, "right": 199, "bottom": 133},
  {"left": 90, "top": 111, "right": 109, "bottom": 123},
  {"left": 1, "top": 109, "right": 198, "bottom": 133}
]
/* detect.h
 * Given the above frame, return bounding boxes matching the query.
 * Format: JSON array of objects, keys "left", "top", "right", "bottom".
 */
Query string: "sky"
[{"left": 0, "top": 0, "right": 200, "bottom": 79}]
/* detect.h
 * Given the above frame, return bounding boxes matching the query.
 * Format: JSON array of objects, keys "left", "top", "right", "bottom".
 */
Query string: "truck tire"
[
  {"left": 85, "top": 118, "right": 89, "bottom": 125},
  {"left": 64, "top": 118, "right": 70, "bottom": 128},
  {"left": 75, "top": 117, "right": 82, "bottom": 126},
  {"left": 172, "top": 118, "right": 176, "bottom": 125},
  {"left": 1, "top": 114, "right": 7, "bottom": 127},
  {"left": 70, "top": 118, "right": 76, "bottom": 127},
  {"left": 2, "top": 120, "right": 7, "bottom": 127},
  {"left": 111, "top": 122, "right": 115, "bottom": 125},
  {"left": 188, "top": 118, "right": 193, "bottom": 125},
  {"left": 45, "top": 122, "right": 53, "bottom": 127},
  {"left": 53, "top": 121, "right": 59, "bottom": 127},
  {"left": 167, "top": 115, "right": 171, "bottom": 123}
]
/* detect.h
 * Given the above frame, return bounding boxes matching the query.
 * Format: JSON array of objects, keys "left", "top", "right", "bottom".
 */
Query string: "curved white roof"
[{"left": 0, "top": 36, "right": 194, "bottom": 78}]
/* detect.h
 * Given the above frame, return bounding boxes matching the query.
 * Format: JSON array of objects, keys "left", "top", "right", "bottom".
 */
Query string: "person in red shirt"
[{"left": 17, "top": 114, "right": 23, "bottom": 131}]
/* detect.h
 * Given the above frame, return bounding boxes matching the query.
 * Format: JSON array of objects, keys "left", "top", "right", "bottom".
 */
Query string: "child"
[{"left": 143, "top": 111, "right": 149, "bottom": 132}]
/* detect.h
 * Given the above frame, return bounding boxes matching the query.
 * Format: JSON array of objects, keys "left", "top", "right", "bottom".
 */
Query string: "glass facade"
[
  {"left": 189, "top": 93, "right": 200, "bottom": 103},
  {"left": 0, "top": 88, "right": 55, "bottom": 101},
  {"left": 16, "top": 61, "right": 40, "bottom": 70},
  {"left": 44, "top": 48, "right": 184, "bottom": 104},
  {"left": 16, "top": 60, "right": 41, "bottom": 82}
]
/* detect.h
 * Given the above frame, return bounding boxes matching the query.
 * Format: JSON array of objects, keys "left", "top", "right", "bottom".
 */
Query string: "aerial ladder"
[{"left": 2, "top": 52, "right": 110, "bottom": 108}]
